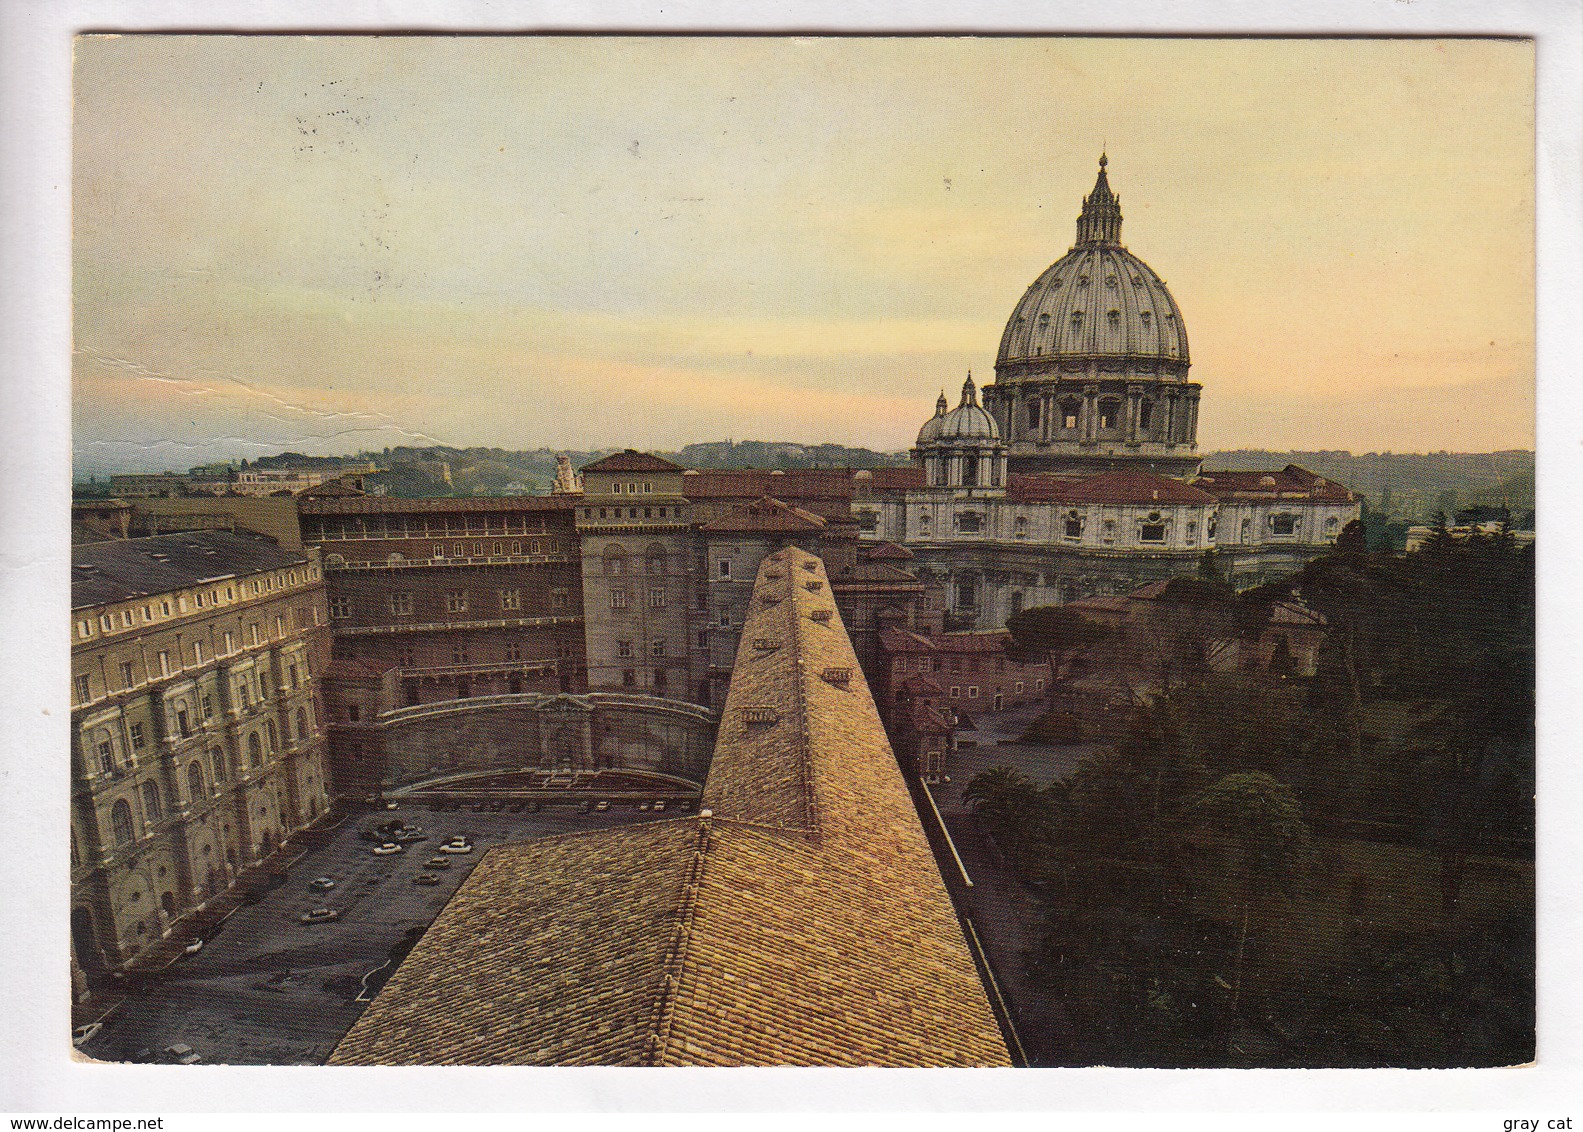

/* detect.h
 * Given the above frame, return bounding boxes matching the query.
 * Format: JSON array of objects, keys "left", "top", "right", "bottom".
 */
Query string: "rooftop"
[
  {"left": 330, "top": 547, "right": 1009, "bottom": 1067},
  {"left": 71, "top": 531, "right": 312, "bottom": 611}
]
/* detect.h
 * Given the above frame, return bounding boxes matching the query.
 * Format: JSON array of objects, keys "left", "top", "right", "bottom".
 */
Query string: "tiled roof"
[
  {"left": 693, "top": 496, "right": 827, "bottom": 533},
  {"left": 879, "top": 627, "right": 1013, "bottom": 656},
  {"left": 863, "top": 540, "right": 915, "bottom": 560},
  {"left": 863, "top": 466, "right": 926, "bottom": 492},
  {"left": 580, "top": 450, "right": 685, "bottom": 473},
  {"left": 71, "top": 531, "right": 311, "bottom": 610},
  {"left": 331, "top": 547, "right": 1010, "bottom": 1067},
  {"left": 1191, "top": 464, "right": 1356, "bottom": 503},
  {"left": 1008, "top": 469, "right": 1217, "bottom": 506}
]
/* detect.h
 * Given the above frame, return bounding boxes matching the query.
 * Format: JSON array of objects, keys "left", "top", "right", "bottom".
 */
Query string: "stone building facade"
[
  {"left": 853, "top": 159, "right": 1360, "bottom": 624},
  {"left": 70, "top": 531, "right": 331, "bottom": 978}
]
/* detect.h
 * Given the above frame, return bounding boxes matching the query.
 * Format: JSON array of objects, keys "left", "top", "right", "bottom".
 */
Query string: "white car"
[
  {"left": 309, "top": 876, "right": 336, "bottom": 892},
  {"left": 437, "top": 841, "right": 472, "bottom": 854},
  {"left": 182, "top": 938, "right": 204, "bottom": 956},
  {"left": 371, "top": 843, "right": 403, "bottom": 856}
]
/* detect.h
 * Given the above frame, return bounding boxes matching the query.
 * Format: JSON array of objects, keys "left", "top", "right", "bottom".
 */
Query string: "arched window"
[
  {"left": 1098, "top": 400, "right": 1121, "bottom": 430},
  {"left": 210, "top": 746, "right": 226, "bottom": 783},
  {"left": 961, "top": 454, "right": 979, "bottom": 487},
  {"left": 188, "top": 761, "right": 205, "bottom": 800},
  {"left": 604, "top": 546, "right": 626, "bottom": 576},
  {"left": 1138, "top": 400, "right": 1154, "bottom": 430},
  {"left": 1064, "top": 510, "right": 1084, "bottom": 539},
  {"left": 247, "top": 732, "right": 263, "bottom": 768},
  {"left": 1060, "top": 399, "right": 1082, "bottom": 430},
  {"left": 1026, "top": 400, "right": 1041, "bottom": 431},
  {"left": 296, "top": 706, "right": 309, "bottom": 741},
  {"left": 645, "top": 544, "right": 667, "bottom": 576},
  {"left": 266, "top": 719, "right": 278, "bottom": 752},
  {"left": 110, "top": 799, "right": 135, "bottom": 846}
]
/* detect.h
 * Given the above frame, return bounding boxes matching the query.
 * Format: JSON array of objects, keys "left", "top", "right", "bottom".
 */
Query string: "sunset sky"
[{"left": 72, "top": 36, "right": 1535, "bottom": 474}]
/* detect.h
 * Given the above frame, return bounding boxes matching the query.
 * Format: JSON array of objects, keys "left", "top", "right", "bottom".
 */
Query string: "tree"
[
  {"left": 1180, "top": 771, "right": 1316, "bottom": 1047},
  {"left": 1005, "top": 606, "right": 1110, "bottom": 697}
]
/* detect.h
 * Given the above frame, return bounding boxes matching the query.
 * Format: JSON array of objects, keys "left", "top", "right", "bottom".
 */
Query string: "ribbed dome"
[
  {"left": 918, "top": 374, "right": 999, "bottom": 445},
  {"left": 996, "top": 157, "right": 1189, "bottom": 369}
]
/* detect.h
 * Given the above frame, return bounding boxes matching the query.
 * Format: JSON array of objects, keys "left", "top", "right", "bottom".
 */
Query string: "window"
[
  {"left": 505, "top": 641, "right": 522, "bottom": 662},
  {"left": 445, "top": 592, "right": 469, "bottom": 614},
  {"left": 111, "top": 800, "right": 135, "bottom": 846},
  {"left": 247, "top": 733, "right": 263, "bottom": 768},
  {"left": 435, "top": 544, "right": 446, "bottom": 559},
  {"left": 1026, "top": 399, "right": 1041, "bottom": 430},
  {"left": 75, "top": 674, "right": 92, "bottom": 703},
  {"left": 295, "top": 707, "right": 309, "bottom": 742},
  {"left": 78, "top": 620, "right": 91, "bottom": 639},
  {"left": 188, "top": 762, "right": 206, "bottom": 801},
  {"left": 955, "top": 511, "right": 982, "bottom": 534},
  {"left": 961, "top": 454, "right": 979, "bottom": 486},
  {"left": 718, "top": 611, "right": 732, "bottom": 628},
  {"left": 1064, "top": 510, "right": 1083, "bottom": 539},
  {"left": 500, "top": 589, "right": 521, "bottom": 611},
  {"left": 157, "top": 651, "right": 171, "bottom": 677},
  {"left": 176, "top": 709, "right": 191, "bottom": 739},
  {"left": 120, "top": 661, "right": 135, "bottom": 688},
  {"left": 330, "top": 597, "right": 352, "bottom": 620},
  {"left": 141, "top": 780, "right": 163, "bottom": 821},
  {"left": 395, "top": 647, "right": 414, "bottom": 668},
  {"left": 610, "top": 589, "right": 629, "bottom": 610},
  {"left": 949, "top": 686, "right": 961, "bottom": 699},
  {"left": 274, "top": 615, "right": 285, "bottom": 638},
  {"left": 698, "top": 631, "right": 710, "bottom": 649},
  {"left": 1138, "top": 400, "right": 1154, "bottom": 430},
  {"left": 1240, "top": 518, "right": 1252, "bottom": 543},
  {"left": 648, "top": 588, "right": 667, "bottom": 608},
  {"left": 266, "top": 719, "right": 278, "bottom": 753},
  {"left": 1139, "top": 513, "right": 1167, "bottom": 543},
  {"left": 650, "top": 639, "right": 666, "bottom": 658},
  {"left": 160, "top": 600, "right": 171, "bottom": 617},
  {"left": 192, "top": 640, "right": 205, "bottom": 665},
  {"left": 129, "top": 721, "right": 146, "bottom": 751},
  {"left": 617, "top": 640, "right": 634, "bottom": 659},
  {"left": 248, "top": 623, "right": 260, "bottom": 647},
  {"left": 96, "top": 739, "right": 115, "bottom": 774},
  {"left": 1185, "top": 521, "right": 1198, "bottom": 545},
  {"left": 100, "top": 613, "right": 113, "bottom": 632},
  {"left": 1015, "top": 681, "right": 1025, "bottom": 695},
  {"left": 1013, "top": 516, "right": 1028, "bottom": 540},
  {"left": 1098, "top": 400, "right": 1120, "bottom": 430},
  {"left": 494, "top": 542, "right": 503, "bottom": 556},
  {"left": 622, "top": 669, "right": 636, "bottom": 688},
  {"left": 389, "top": 593, "right": 413, "bottom": 616},
  {"left": 552, "top": 588, "right": 569, "bottom": 610},
  {"left": 347, "top": 705, "right": 361, "bottom": 724},
  {"left": 968, "top": 685, "right": 980, "bottom": 699},
  {"left": 222, "top": 630, "right": 235, "bottom": 654},
  {"left": 718, "top": 559, "right": 731, "bottom": 579},
  {"left": 1061, "top": 400, "right": 1081, "bottom": 429},
  {"left": 607, "top": 555, "right": 625, "bottom": 576},
  {"left": 1271, "top": 514, "right": 1299, "bottom": 537},
  {"left": 236, "top": 682, "right": 249, "bottom": 709},
  {"left": 451, "top": 644, "right": 469, "bottom": 665},
  {"left": 1035, "top": 678, "right": 1045, "bottom": 691},
  {"left": 201, "top": 694, "right": 212, "bottom": 719},
  {"left": 474, "top": 543, "right": 484, "bottom": 557},
  {"left": 956, "top": 577, "right": 977, "bottom": 608}
]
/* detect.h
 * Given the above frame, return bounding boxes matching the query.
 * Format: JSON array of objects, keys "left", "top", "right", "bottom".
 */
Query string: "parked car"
[
  {"left": 371, "top": 843, "right": 403, "bottom": 856},
  {"left": 638, "top": 801, "right": 652, "bottom": 812},
  {"left": 424, "top": 857, "right": 452, "bottom": 869},
  {"left": 163, "top": 1044, "right": 201, "bottom": 1064},
  {"left": 594, "top": 800, "right": 611, "bottom": 812},
  {"left": 437, "top": 841, "right": 472, "bottom": 854},
  {"left": 182, "top": 937, "right": 205, "bottom": 956},
  {"left": 384, "top": 801, "right": 400, "bottom": 811},
  {"left": 299, "top": 908, "right": 340, "bottom": 924},
  {"left": 394, "top": 829, "right": 428, "bottom": 843},
  {"left": 412, "top": 873, "right": 441, "bottom": 886},
  {"left": 71, "top": 1023, "right": 102, "bottom": 1048},
  {"left": 309, "top": 877, "right": 336, "bottom": 892},
  {"left": 653, "top": 800, "right": 666, "bottom": 812}
]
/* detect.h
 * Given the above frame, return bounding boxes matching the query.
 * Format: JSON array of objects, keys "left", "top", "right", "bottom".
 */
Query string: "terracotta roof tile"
[{"left": 330, "top": 547, "right": 1010, "bottom": 1067}]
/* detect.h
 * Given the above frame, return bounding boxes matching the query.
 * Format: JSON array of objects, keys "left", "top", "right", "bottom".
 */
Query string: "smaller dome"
[{"left": 921, "top": 374, "right": 999, "bottom": 445}]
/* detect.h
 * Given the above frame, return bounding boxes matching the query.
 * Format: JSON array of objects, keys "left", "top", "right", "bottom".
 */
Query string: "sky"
[{"left": 71, "top": 36, "right": 1535, "bottom": 475}]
